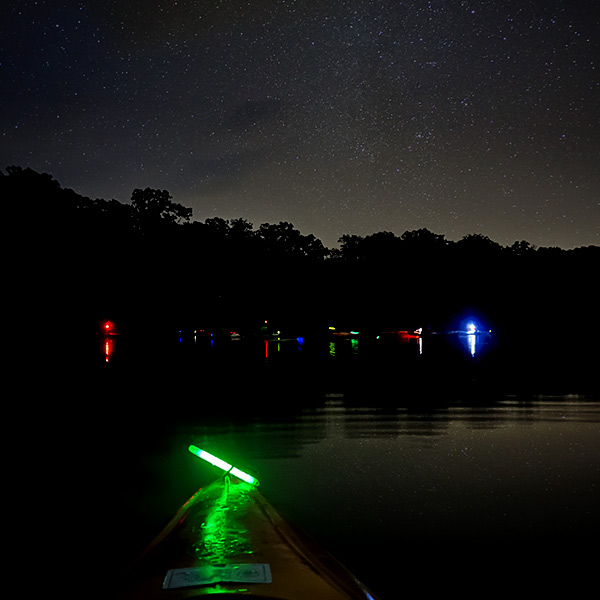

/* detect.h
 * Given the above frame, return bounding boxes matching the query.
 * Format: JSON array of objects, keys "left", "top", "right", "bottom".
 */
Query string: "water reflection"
[
  {"left": 458, "top": 330, "right": 492, "bottom": 357},
  {"left": 90, "top": 321, "right": 598, "bottom": 400},
  {"left": 78, "top": 382, "right": 600, "bottom": 600},
  {"left": 375, "top": 331, "right": 423, "bottom": 357},
  {"left": 166, "top": 395, "right": 600, "bottom": 599},
  {"left": 265, "top": 335, "right": 304, "bottom": 359},
  {"left": 328, "top": 337, "right": 359, "bottom": 358},
  {"left": 184, "top": 398, "right": 600, "bottom": 497},
  {"left": 99, "top": 319, "right": 118, "bottom": 363},
  {"left": 103, "top": 335, "right": 114, "bottom": 362},
  {"left": 113, "top": 326, "right": 496, "bottom": 366}
]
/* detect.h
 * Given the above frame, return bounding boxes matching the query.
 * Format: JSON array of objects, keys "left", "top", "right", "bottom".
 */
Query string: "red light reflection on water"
[
  {"left": 103, "top": 336, "right": 114, "bottom": 362},
  {"left": 100, "top": 320, "right": 118, "bottom": 362}
]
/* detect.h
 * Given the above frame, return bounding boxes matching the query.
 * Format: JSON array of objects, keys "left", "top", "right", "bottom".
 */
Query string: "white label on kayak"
[{"left": 163, "top": 564, "right": 272, "bottom": 589}]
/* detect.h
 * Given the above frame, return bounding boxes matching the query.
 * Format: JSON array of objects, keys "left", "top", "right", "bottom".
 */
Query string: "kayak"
[{"left": 116, "top": 464, "right": 380, "bottom": 599}]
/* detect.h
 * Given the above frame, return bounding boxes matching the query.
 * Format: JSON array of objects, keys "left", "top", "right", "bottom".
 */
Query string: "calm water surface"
[
  {"left": 39, "top": 332, "right": 599, "bottom": 598},
  {"left": 81, "top": 395, "right": 598, "bottom": 599}
]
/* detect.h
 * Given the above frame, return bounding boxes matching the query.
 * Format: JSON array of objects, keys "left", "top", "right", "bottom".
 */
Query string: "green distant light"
[{"left": 189, "top": 445, "right": 259, "bottom": 486}]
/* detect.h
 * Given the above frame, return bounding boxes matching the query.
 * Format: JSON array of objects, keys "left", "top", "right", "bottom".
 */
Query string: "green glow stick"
[{"left": 189, "top": 445, "right": 259, "bottom": 486}]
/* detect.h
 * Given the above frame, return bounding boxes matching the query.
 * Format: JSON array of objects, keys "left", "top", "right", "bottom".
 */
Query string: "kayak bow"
[{"left": 117, "top": 464, "right": 379, "bottom": 598}]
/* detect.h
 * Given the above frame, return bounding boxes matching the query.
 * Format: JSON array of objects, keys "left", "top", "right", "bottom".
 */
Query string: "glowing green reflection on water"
[{"left": 192, "top": 478, "right": 254, "bottom": 563}]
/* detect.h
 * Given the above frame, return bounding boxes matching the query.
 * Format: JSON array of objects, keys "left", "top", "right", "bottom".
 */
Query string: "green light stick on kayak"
[{"left": 188, "top": 445, "right": 260, "bottom": 486}]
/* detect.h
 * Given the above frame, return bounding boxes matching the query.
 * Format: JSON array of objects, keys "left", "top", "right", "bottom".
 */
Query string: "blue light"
[{"left": 467, "top": 333, "right": 476, "bottom": 356}]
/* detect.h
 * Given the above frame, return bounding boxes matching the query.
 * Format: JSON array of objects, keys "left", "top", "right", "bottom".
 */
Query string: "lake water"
[{"left": 33, "top": 330, "right": 599, "bottom": 598}]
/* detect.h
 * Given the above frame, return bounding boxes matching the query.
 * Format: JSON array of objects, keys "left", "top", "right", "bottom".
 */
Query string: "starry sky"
[{"left": 2, "top": 0, "right": 599, "bottom": 249}]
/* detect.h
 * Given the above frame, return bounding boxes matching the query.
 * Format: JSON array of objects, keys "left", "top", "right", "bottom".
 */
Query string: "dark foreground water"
[{"left": 25, "top": 330, "right": 599, "bottom": 598}]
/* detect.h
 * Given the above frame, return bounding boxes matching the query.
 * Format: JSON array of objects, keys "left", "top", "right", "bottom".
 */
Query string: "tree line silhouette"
[{"left": 6, "top": 165, "right": 598, "bottom": 344}]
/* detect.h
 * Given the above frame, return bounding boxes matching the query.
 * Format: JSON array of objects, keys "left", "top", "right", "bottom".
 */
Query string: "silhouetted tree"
[
  {"left": 258, "top": 221, "right": 328, "bottom": 260},
  {"left": 202, "top": 216, "right": 230, "bottom": 238},
  {"left": 455, "top": 233, "right": 503, "bottom": 256},
  {"left": 362, "top": 231, "right": 401, "bottom": 261},
  {"left": 131, "top": 187, "right": 192, "bottom": 232},
  {"left": 229, "top": 218, "right": 254, "bottom": 241},
  {"left": 5, "top": 164, "right": 598, "bottom": 341},
  {"left": 401, "top": 228, "right": 447, "bottom": 249},
  {"left": 337, "top": 234, "right": 366, "bottom": 262},
  {"left": 509, "top": 240, "right": 537, "bottom": 256}
]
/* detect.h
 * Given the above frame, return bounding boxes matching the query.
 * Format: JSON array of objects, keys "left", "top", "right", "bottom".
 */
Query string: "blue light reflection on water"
[
  {"left": 161, "top": 327, "right": 497, "bottom": 363},
  {"left": 459, "top": 331, "right": 490, "bottom": 356},
  {"left": 40, "top": 325, "right": 600, "bottom": 599},
  {"left": 70, "top": 325, "right": 600, "bottom": 600}
]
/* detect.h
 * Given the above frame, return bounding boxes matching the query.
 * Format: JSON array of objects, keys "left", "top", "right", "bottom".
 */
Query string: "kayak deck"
[{"left": 116, "top": 476, "right": 378, "bottom": 599}]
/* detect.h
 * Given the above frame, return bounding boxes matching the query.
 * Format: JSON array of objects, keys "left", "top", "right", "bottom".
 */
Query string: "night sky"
[{"left": 2, "top": 1, "right": 598, "bottom": 249}]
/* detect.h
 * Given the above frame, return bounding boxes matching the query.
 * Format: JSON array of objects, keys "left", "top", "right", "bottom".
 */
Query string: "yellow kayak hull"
[{"left": 116, "top": 476, "right": 378, "bottom": 599}]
